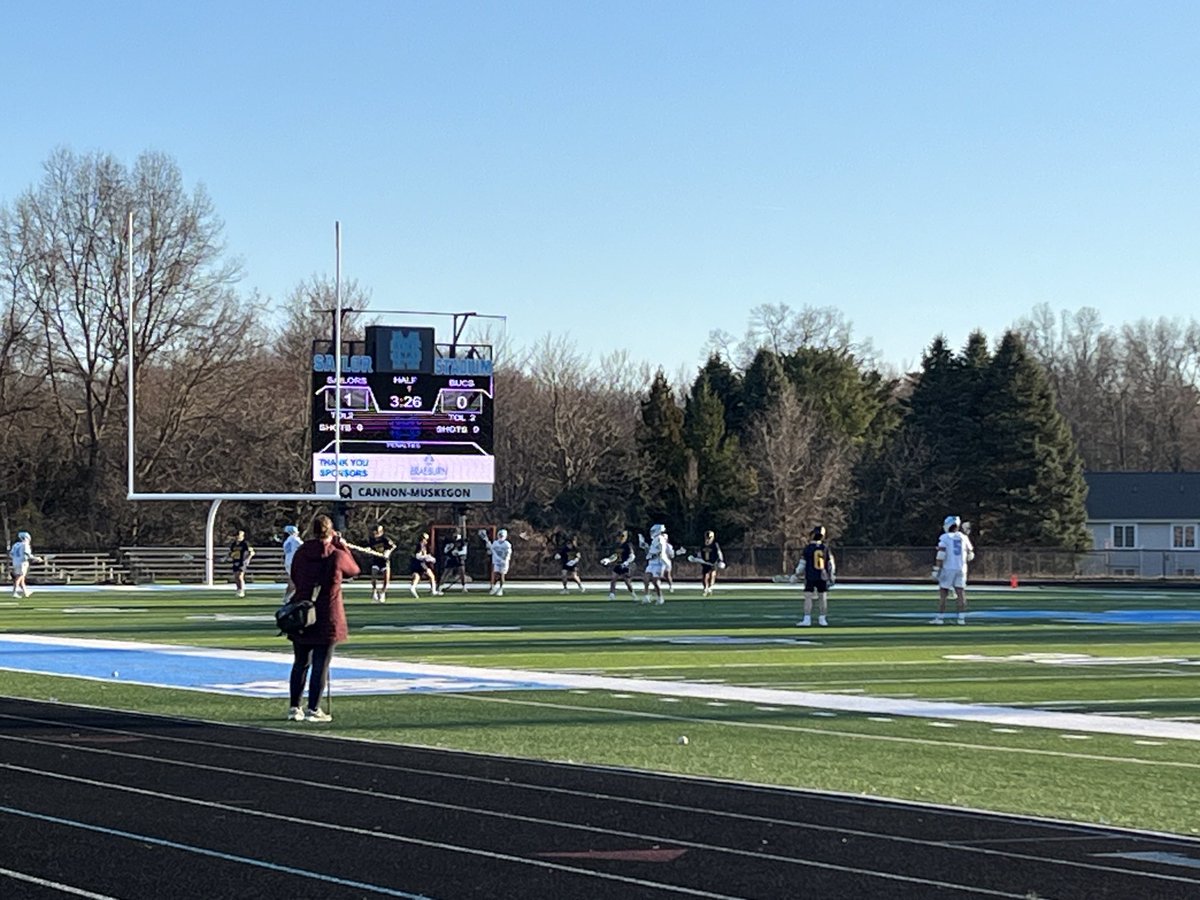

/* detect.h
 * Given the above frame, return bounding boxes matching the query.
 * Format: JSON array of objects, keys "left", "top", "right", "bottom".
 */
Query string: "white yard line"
[{"left": 4, "top": 633, "right": 1200, "bottom": 743}]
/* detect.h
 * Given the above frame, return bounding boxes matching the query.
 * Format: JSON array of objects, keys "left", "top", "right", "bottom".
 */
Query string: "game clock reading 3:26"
[{"left": 310, "top": 371, "right": 494, "bottom": 457}]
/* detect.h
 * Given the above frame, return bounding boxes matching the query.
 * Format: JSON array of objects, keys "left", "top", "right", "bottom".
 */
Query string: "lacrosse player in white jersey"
[
  {"left": 930, "top": 516, "right": 975, "bottom": 625},
  {"left": 638, "top": 528, "right": 682, "bottom": 593},
  {"left": 10, "top": 531, "right": 44, "bottom": 599},
  {"left": 479, "top": 528, "right": 513, "bottom": 596},
  {"left": 641, "top": 524, "right": 671, "bottom": 605},
  {"left": 281, "top": 524, "right": 303, "bottom": 599}
]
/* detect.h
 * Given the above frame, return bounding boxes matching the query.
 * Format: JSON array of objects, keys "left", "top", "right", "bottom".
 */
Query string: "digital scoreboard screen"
[{"left": 310, "top": 328, "right": 495, "bottom": 500}]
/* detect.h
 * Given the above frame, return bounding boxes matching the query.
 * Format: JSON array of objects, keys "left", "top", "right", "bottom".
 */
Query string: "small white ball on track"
[
  {"left": 112, "top": 670, "right": 119, "bottom": 678},
  {"left": 677, "top": 735, "right": 689, "bottom": 745}
]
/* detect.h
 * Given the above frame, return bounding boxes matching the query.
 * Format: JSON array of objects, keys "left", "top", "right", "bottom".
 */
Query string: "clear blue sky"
[{"left": 3, "top": 1, "right": 1198, "bottom": 376}]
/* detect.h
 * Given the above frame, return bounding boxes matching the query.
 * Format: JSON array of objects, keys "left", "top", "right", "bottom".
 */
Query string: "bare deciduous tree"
[{"left": 744, "top": 382, "right": 855, "bottom": 567}]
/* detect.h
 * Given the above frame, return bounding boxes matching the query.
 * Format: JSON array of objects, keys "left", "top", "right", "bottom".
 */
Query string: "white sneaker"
[
  {"left": 409, "top": 585, "right": 419, "bottom": 598},
  {"left": 12, "top": 590, "right": 21, "bottom": 599},
  {"left": 371, "top": 589, "right": 379, "bottom": 602},
  {"left": 559, "top": 588, "right": 569, "bottom": 594},
  {"left": 376, "top": 593, "right": 386, "bottom": 603},
  {"left": 287, "top": 707, "right": 305, "bottom": 722},
  {"left": 578, "top": 585, "right": 586, "bottom": 593},
  {"left": 799, "top": 616, "right": 811, "bottom": 627},
  {"left": 957, "top": 615, "right": 966, "bottom": 625},
  {"left": 668, "top": 585, "right": 674, "bottom": 593},
  {"left": 495, "top": 589, "right": 503, "bottom": 597},
  {"left": 655, "top": 596, "right": 664, "bottom": 605},
  {"left": 236, "top": 590, "right": 245, "bottom": 598},
  {"left": 304, "top": 708, "right": 332, "bottom": 722},
  {"left": 488, "top": 585, "right": 499, "bottom": 596},
  {"left": 432, "top": 589, "right": 443, "bottom": 597},
  {"left": 607, "top": 592, "right": 616, "bottom": 601},
  {"left": 931, "top": 616, "right": 944, "bottom": 625}
]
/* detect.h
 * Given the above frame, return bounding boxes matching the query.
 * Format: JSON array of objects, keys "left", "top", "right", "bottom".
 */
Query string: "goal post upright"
[
  {"left": 125, "top": 218, "right": 353, "bottom": 584},
  {"left": 124, "top": 217, "right": 504, "bottom": 585}
]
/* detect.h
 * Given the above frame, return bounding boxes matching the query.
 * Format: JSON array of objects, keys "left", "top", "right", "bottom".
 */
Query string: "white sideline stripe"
[
  {"left": 0, "top": 866, "right": 119, "bottom": 899},
  {"left": 453, "top": 694, "right": 1200, "bottom": 771},
  {"left": 0, "top": 805, "right": 431, "bottom": 899},
  {"left": 6, "top": 633, "right": 1200, "bottom": 742}
]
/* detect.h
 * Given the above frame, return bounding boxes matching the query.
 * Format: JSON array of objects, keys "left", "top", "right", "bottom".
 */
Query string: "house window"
[
  {"left": 1112, "top": 525, "right": 1136, "bottom": 548},
  {"left": 1173, "top": 525, "right": 1196, "bottom": 549}
]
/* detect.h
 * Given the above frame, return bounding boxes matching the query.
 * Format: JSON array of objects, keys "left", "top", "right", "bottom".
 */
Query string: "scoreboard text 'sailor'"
[{"left": 310, "top": 326, "right": 494, "bottom": 500}]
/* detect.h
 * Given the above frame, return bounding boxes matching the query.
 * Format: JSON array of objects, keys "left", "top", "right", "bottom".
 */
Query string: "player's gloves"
[
  {"left": 687, "top": 555, "right": 704, "bottom": 564},
  {"left": 931, "top": 567, "right": 940, "bottom": 580},
  {"left": 600, "top": 556, "right": 614, "bottom": 567},
  {"left": 788, "top": 574, "right": 798, "bottom": 584}
]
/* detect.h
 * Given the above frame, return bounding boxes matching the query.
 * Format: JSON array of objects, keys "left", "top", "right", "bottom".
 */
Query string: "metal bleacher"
[
  {"left": 118, "top": 546, "right": 287, "bottom": 585},
  {"left": 37, "top": 552, "right": 126, "bottom": 585}
]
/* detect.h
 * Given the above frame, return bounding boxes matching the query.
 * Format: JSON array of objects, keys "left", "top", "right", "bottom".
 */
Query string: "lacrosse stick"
[{"left": 339, "top": 539, "right": 393, "bottom": 560}]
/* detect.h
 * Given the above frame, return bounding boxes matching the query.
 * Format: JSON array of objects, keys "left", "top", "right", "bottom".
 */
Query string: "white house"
[{"left": 1084, "top": 472, "right": 1200, "bottom": 576}]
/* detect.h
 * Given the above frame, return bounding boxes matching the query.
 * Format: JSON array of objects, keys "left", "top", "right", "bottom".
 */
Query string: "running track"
[{"left": 1, "top": 697, "right": 1199, "bottom": 899}]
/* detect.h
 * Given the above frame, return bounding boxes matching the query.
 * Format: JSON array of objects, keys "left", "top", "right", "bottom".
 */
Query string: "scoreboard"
[{"left": 310, "top": 327, "right": 494, "bottom": 500}]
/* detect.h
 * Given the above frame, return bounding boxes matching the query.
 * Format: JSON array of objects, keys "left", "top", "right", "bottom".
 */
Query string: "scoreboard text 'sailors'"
[
  {"left": 309, "top": 325, "right": 495, "bottom": 493},
  {"left": 311, "top": 373, "right": 493, "bottom": 456}
]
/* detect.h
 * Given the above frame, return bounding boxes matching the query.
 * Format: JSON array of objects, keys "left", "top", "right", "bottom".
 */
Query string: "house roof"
[{"left": 1084, "top": 472, "right": 1200, "bottom": 521}]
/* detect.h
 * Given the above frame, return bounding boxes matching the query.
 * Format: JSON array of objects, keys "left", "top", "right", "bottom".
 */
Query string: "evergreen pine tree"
[
  {"left": 733, "top": 348, "right": 787, "bottom": 439},
  {"left": 696, "top": 354, "right": 743, "bottom": 439},
  {"left": 978, "top": 331, "right": 1090, "bottom": 550},
  {"left": 636, "top": 371, "right": 689, "bottom": 529},
  {"left": 683, "top": 376, "right": 753, "bottom": 544}
]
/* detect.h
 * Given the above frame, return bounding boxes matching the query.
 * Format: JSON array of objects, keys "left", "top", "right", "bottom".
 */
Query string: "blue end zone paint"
[{"left": 0, "top": 637, "right": 571, "bottom": 698}]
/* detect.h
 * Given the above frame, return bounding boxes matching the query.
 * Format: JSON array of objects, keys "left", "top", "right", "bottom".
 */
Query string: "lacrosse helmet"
[
  {"left": 283, "top": 524, "right": 298, "bottom": 535},
  {"left": 650, "top": 523, "right": 665, "bottom": 538},
  {"left": 17, "top": 531, "right": 30, "bottom": 541},
  {"left": 943, "top": 515, "right": 961, "bottom": 533},
  {"left": 810, "top": 525, "right": 826, "bottom": 542},
  {"left": 497, "top": 528, "right": 508, "bottom": 540}
]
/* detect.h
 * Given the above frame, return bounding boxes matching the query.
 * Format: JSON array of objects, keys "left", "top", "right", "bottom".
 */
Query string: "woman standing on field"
[{"left": 286, "top": 514, "right": 359, "bottom": 722}]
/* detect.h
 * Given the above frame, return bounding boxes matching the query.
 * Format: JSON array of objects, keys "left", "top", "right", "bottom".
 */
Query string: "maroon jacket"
[{"left": 288, "top": 538, "right": 359, "bottom": 645}]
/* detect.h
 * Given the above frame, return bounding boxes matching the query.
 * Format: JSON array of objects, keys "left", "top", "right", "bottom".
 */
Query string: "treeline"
[{"left": 2, "top": 149, "right": 1197, "bottom": 554}]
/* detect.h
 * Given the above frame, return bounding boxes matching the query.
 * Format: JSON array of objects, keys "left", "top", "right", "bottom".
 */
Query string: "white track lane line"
[
  {"left": 0, "top": 865, "right": 120, "bottom": 899},
  {"left": 5, "top": 732, "right": 1199, "bottom": 891},
  {"left": 0, "top": 806, "right": 431, "bottom": 899},
  {"left": 0, "top": 763, "right": 1032, "bottom": 897}
]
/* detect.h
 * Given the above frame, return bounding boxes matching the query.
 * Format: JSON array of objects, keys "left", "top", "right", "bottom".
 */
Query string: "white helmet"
[
  {"left": 283, "top": 524, "right": 299, "bottom": 535},
  {"left": 943, "top": 515, "right": 961, "bottom": 533},
  {"left": 17, "top": 531, "right": 30, "bottom": 541},
  {"left": 650, "top": 523, "right": 665, "bottom": 538},
  {"left": 497, "top": 528, "right": 508, "bottom": 540}
]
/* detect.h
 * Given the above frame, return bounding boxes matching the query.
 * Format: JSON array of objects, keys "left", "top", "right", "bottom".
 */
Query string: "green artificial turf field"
[{"left": 2, "top": 580, "right": 1198, "bottom": 835}]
